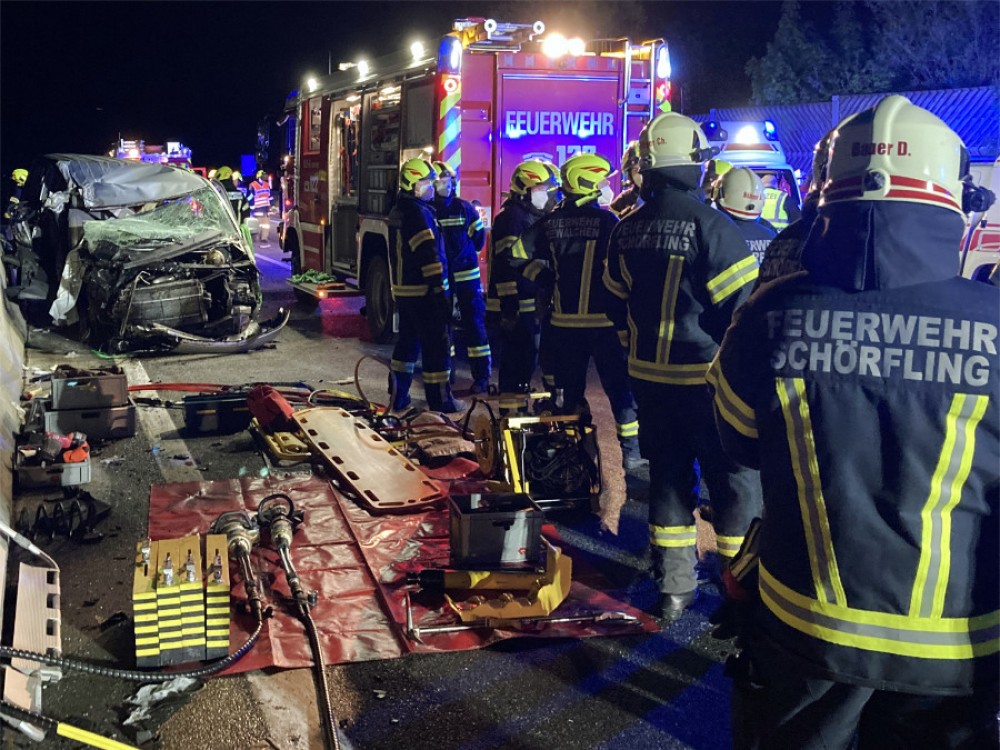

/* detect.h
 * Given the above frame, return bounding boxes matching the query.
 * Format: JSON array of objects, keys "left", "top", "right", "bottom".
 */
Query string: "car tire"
[{"left": 364, "top": 255, "right": 394, "bottom": 344}]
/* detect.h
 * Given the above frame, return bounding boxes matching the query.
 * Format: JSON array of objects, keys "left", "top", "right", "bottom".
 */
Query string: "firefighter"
[
  {"left": 248, "top": 170, "right": 272, "bottom": 243},
  {"left": 759, "top": 171, "right": 801, "bottom": 231},
  {"left": 713, "top": 167, "right": 777, "bottom": 265},
  {"left": 486, "top": 160, "right": 560, "bottom": 413},
  {"left": 521, "top": 152, "right": 641, "bottom": 468},
  {"left": 215, "top": 166, "right": 250, "bottom": 225},
  {"left": 387, "top": 158, "right": 464, "bottom": 414},
  {"left": 432, "top": 161, "right": 490, "bottom": 394},
  {"left": 4, "top": 168, "right": 27, "bottom": 222},
  {"left": 756, "top": 129, "right": 833, "bottom": 287},
  {"left": 610, "top": 141, "right": 642, "bottom": 219},
  {"left": 708, "top": 95, "right": 999, "bottom": 749},
  {"left": 603, "top": 112, "right": 762, "bottom": 622}
]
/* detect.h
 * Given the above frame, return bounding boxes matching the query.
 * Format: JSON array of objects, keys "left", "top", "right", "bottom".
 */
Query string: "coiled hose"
[{"left": 0, "top": 616, "right": 263, "bottom": 683}]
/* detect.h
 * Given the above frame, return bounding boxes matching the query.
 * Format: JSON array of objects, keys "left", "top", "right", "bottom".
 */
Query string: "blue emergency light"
[
  {"left": 702, "top": 121, "right": 728, "bottom": 141},
  {"left": 763, "top": 120, "right": 778, "bottom": 141},
  {"left": 438, "top": 36, "right": 462, "bottom": 75}
]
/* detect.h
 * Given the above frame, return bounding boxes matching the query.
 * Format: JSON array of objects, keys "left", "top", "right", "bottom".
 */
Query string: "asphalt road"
[{"left": 6, "top": 241, "right": 737, "bottom": 750}]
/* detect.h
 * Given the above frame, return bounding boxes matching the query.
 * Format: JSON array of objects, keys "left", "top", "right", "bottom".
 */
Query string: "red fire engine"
[{"left": 281, "top": 17, "right": 670, "bottom": 341}]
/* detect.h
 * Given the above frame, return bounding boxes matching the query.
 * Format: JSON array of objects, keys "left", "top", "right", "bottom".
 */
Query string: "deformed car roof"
[{"left": 45, "top": 153, "right": 208, "bottom": 209}]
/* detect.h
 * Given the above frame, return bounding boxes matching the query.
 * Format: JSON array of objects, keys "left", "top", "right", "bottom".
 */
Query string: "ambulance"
[
  {"left": 280, "top": 18, "right": 670, "bottom": 341},
  {"left": 700, "top": 119, "right": 803, "bottom": 220},
  {"left": 961, "top": 157, "right": 999, "bottom": 282}
]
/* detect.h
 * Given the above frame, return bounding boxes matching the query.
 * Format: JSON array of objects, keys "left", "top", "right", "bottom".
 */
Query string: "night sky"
[{"left": 1, "top": 0, "right": 788, "bottom": 179}]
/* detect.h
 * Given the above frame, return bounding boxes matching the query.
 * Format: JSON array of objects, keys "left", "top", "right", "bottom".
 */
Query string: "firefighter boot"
[
  {"left": 426, "top": 382, "right": 467, "bottom": 415},
  {"left": 653, "top": 545, "right": 699, "bottom": 624},
  {"left": 620, "top": 436, "right": 647, "bottom": 473},
  {"left": 389, "top": 372, "right": 412, "bottom": 413}
]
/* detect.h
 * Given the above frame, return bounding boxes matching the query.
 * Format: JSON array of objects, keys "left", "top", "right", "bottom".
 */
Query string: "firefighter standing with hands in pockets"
[{"left": 603, "top": 112, "right": 762, "bottom": 623}]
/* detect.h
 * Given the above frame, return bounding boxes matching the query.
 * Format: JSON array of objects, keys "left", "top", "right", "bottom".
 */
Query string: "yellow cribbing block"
[
  {"left": 204, "top": 533, "right": 231, "bottom": 659},
  {"left": 155, "top": 538, "right": 183, "bottom": 665},
  {"left": 178, "top": 534, "right": 206, "bottom": 662},
  {"left": 132, "top": 539, "right": 159, "bottom": 666}
]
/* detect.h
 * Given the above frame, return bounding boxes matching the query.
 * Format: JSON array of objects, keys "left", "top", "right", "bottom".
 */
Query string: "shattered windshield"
[{"left": 82, "top": 185, "right": 241, "bottom": 253}]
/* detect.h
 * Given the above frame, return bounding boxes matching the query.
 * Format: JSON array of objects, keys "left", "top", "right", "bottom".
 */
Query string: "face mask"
[
  {"left": 415, "top": 182, "right": 434, "bottom": 201},
  {"left": 435, "top": 180, "right": 452, "bottom": 198},
  {"left": 530, "top": 190, "right": 549, "bottom": 210},
  {"left": 598, "top": 184, "right": 615, "bottom": 207}
]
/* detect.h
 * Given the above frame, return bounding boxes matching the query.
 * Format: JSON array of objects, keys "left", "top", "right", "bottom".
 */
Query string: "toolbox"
[
  {"left": 44, "top": 398, "right": 137, "bottom": 440},
  {"left": 16, "top": 455, "right": 92, "bottom": 489},
  {"left": 183, "top": 393, "right": 252, "bottom": 434},
  {"left": 51, "top": 370, "right": 128, "bottom": 410},
  {"left": 449, "top": 493, "right": 545, "bottom": 568}
]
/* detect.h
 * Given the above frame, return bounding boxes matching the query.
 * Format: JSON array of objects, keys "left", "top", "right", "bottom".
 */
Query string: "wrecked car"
[{"left": 6, "top": 154, "right": 287, "bottom": 353}]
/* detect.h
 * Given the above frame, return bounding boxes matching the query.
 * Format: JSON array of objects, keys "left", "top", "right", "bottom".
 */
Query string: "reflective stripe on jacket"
[{"left": 388, "top": 194, "right": 446, "bottom": 299}]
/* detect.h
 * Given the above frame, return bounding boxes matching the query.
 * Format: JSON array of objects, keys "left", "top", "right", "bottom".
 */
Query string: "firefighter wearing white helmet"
[
  {"left": 520, "top": 152, "right": 641, "bottom": 467},
  {"left": 611, "top": 141, "right": 643, "bottom": 218},
  {"left": 603, "top": 111, "right": 762, "bottom": 623},
  {"left": 709, "top": 95, "right": 998, "bottom": 747},
  {"left": 387, "top": 158, "right": 464, "bottom": 414},
  {"left": 431, "top": 161, "right": 490, "bottom": 394},
  {"left": 755, "top": 127, "right": 835, "bottom": 287},
  {"left": 714, "top": 167, "right": 777, "bottom": 265},
  {"left": 487, "top": 159, "right": 559, "bottom": 412}
]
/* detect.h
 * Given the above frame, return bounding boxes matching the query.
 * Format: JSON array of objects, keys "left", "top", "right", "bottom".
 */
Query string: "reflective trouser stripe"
[
  {"left": 650, "top": 524, "right": 697, "bottom": 548},
  {"left": 910, "top": 393, "right": 989, "bottom": 619},
  {"left": 391, "top": 359, "right": 416, "bottom": 373},
  {"left": 454, "top": 267, "right": 480, "bottom": 282},
  {"left": 423, "top": 370, "right": 450, "bottom": 384},
  {"left": 616, "top": 420, "right": 638, "bottom": 438},
  {"left": 467, "top": 344, "right": 491, "bottom": 358},
  {"left": 760, "top": 564, "right": 1000, "bottom": 659},
  {"left": 777, "top": 377, "right": 846, "bottom": 606},
  {"left": 715, "top": 534, "right": 745, "bottom": 559}
]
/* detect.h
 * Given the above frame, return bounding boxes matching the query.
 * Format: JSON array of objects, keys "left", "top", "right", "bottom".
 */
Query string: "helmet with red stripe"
[
  {"left": 716, "top": 167, "right": 765, "bottom": 220},
  {"left": 821, "top": 95, "right": 967, "bottom": 216}
]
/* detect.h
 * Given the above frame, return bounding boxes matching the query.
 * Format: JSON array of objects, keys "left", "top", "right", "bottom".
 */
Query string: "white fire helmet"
[
  {"left": 717, "top": 168, "right": 765, "bottom": 219},
  {"left": 638, "top": 112, "right": 713, "bottom": 172},
  {"left": 821, "top": 95, "right": 967, "bottom": 216}
]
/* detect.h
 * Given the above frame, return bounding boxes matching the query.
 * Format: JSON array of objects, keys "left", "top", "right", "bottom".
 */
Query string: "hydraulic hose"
[
  {"left": 0, "top": 617, "right": 263, "bottom": 683},
  {"left": 257, "top": 493, "right": 340, "bottom": 750},
  {"left": 1, "top": 699, "right": 139, "bottom": 749}
]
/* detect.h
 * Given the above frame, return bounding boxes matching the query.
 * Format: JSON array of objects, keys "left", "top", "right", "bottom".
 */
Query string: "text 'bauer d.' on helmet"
[
  {"left": 806, "top": 94, "right": 996, "bottom": 290},
  {"left": 717, "top": 167, "right": 766, "bottom": 220}
]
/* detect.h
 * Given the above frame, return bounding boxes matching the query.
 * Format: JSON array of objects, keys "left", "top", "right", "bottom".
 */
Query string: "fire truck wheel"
[{"left": 364, "top": 255, "right": 395, "bottom": 344}]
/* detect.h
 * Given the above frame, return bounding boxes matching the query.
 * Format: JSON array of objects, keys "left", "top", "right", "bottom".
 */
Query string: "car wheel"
[{"left": 364, "top": 255, "right": 394, "bottom": 344}]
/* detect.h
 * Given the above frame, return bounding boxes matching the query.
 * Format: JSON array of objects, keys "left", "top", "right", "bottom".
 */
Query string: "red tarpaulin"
[{"left": 147, "top": 469, "right": 657, "bottom": 673}]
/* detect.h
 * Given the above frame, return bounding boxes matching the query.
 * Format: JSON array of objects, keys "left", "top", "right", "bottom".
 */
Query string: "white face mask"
[
  {"left": 435, "top": 179, "right": 453, "bottom": 198},
  {"left": 598, "top": 184, "right": 615, "bottom": 206},
  {"left": 415, "top": 182, "right": 434, "bottom": 201},
  {"left": 530, "top": 190, "right": 550, "bottom": 210}
]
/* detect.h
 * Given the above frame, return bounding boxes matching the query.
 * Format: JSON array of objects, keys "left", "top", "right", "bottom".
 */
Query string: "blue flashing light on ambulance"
[{"left": 279, "top": 17, "right": 671, "bottom": 342}]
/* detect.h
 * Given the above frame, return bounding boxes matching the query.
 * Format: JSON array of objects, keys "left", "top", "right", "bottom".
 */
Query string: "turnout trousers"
[
  {"left": 631, "top": 379, "right": 761, "bottom": 595},
  {"left": 548, "top": 326, "right": 639, "bottom": 457},
  {"left": 487, "top": 311, "right": 539, "bottom": 413},
  {"left": 734, "top": 635, "right": 1000, "bottom": 750},
  {"left": 450, "top": 275, "right": 491, "bottom": 384},
  {"left": 390, "top": 297, "right": 453, "bottom": 411}
]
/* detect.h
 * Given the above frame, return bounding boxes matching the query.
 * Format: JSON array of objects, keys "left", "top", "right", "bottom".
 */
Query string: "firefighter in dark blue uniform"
[
  {"left": 387, "top": 158, "right": 464, "bottom": 414},
  {"left": 713, "top": 167, "right": 777, "bottom": 266},
  {"left": 603, "top": 112, "right": 763, "bottom": 622},
  {"left": 215, "top": 166, "right": 250, "bottom": 225},
  {"left": 487, "top": 160, "right": 560, "bottom": 413},
  {"left": 709, "top": 96, "right": 999, "bottom": 749},
  {"left": 432, "top": 161, "right": 490, "bottom": 394},
  {"left": 610, "top": 141, "right": 643, "bottom": 219},
  {"left": 756, "top": 129, "right": 834, "bottom": 287},
  {"left": 522, "top": 152, "right": 641, "bottom": 467}
]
